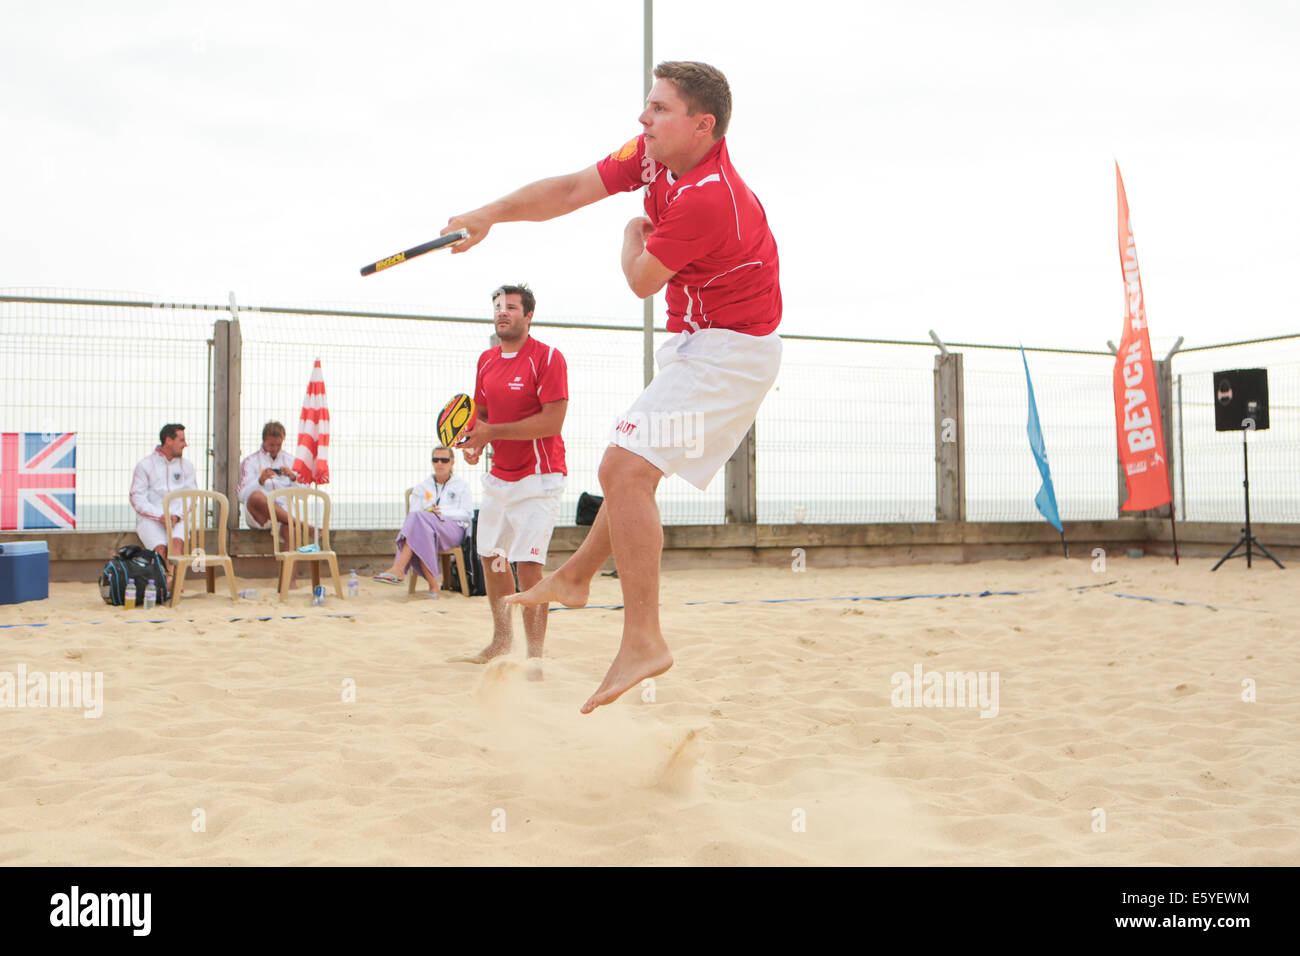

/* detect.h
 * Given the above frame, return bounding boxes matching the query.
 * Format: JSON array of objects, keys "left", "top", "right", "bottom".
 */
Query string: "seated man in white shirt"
[
  {"left": 130, "top": 423, "right": 198, "bottom": 587},
  {"left": 237, "top": 420, "right": 297, "bottom": 552},
  {"left": 373, "top": 446, "right": 473, "bottom": 596}
]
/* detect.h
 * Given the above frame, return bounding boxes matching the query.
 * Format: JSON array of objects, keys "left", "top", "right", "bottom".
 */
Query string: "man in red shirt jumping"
[
  {"left": 453, "top": 284, "right": 568, "bottom": 678},
  {"left": 444, "top": 62, "right": 781, "bottom": 713}
]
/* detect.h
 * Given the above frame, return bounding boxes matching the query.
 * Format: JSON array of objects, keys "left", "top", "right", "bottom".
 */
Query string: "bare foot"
[
  {"left": 504, "top": 570, "right": 589, "bottom": 609},
  {"left": 450, "top": 642, "right": 510, "bottom": 664},
  {"left": 581, "top": 636, "right": 673, "bottom": 714},
  {"left": 525, "top": 659, "right": 544, "bottom": 682}
]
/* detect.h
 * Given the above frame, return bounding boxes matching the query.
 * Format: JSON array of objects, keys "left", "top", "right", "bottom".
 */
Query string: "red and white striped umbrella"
[{"left": 292, "top": 358, "right": 330, "bottom": 485}]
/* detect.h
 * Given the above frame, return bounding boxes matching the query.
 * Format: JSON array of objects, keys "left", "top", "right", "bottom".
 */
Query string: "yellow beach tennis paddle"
[{"left": 437, "top": 393, "right": 477, "bottom": 447}]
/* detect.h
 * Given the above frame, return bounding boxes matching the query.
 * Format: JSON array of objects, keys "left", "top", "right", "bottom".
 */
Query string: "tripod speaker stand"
[{"left": 1210, "top": 368, "right": 1284, "bottom": 571}]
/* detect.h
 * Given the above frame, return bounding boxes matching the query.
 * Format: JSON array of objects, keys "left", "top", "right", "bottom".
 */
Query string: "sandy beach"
[{"left": 1, "top": 555, "right": 1296, "bottom": 866}]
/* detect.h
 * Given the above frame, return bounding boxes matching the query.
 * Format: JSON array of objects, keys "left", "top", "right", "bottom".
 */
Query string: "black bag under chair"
[
  {"left": 99, "top": 545, "right": 170, "bottom": 607},
  {"left": 444, "top": 509, "right": 487, "bottom": 597}
]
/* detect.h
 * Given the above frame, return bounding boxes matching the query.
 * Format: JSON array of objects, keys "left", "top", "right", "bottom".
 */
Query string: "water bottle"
[
  {"left": 313, "top": 585, "right": 325, "bottom": 606},
  {"left": 347, "top": 570, "right": 360, "bottom": 598},
  {"left": 143, "top": 580, "right": 157, "bottom": 610},
  {"left": 124, "top": 580, "right": 137, "bottom": 609},
  {"left": 238, "top": 588, "right": 258, "bottom": 600}
]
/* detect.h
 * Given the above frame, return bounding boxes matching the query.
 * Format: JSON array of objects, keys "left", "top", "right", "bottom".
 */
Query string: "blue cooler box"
[{"left": 0, "top": 541, "right": 50, "bottom": 604}]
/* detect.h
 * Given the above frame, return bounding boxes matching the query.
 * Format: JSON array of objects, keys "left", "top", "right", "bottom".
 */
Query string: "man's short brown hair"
[
  {"left": 262, "top": 421, "right": 286, "bottom": 441},
  {"left": 492, "top": 283, "right": 535, "bottom": 317},
  {"left": 654, "top": 61, "right": 731, "bottom": 139}
]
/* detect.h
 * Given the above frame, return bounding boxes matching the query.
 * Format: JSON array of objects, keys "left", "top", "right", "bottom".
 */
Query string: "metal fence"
[
  {"left": 0, "top": 292, "right": 215, "bottom": 531},
  {"left": 2, "top": 289, "right": 1296, "bottom": 531},
  {"left": 1169, "top": 344, "right": 1300, "bottom": 523}
]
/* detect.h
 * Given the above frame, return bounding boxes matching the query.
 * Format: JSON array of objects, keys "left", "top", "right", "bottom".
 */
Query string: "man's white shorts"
[
  {"left": 476, "top": 473, "right": 565, "bottom": 565},
  {"left": 241, "top": 497, "right": 271, "bottom": 531},
  {"left": 136, "top": 515, "right": 184, "bottom": 552},
  {"left": 610, "top": 328, "right": 782, "bottom": 489}
]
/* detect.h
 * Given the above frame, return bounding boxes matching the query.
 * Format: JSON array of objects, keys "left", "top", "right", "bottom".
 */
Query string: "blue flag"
[{"left": 1021, "top": 346, "right": 1062, "bottom": 533}]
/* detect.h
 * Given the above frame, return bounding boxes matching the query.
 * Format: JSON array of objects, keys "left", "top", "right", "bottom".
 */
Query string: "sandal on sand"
[{"left": 372, "top": 572, "right": 403, "bottom": 585}]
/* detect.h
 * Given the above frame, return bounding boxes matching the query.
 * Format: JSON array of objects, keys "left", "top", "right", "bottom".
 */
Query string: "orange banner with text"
[{"left": 1113, "top": 164, "right": 1171, "bottom": 512}]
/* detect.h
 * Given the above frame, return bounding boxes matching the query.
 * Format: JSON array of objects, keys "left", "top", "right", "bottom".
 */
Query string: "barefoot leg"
[
  {"left": 451, "top": 554, "right": 515, "bottom": 662},
  {"left": 516, "top": 561, "right": 547, "bottom": 677},
  {"left": 581, "top": 447, "right": 673, "bottom": 713},
  {"left": 581, "top": 639, "right": 674, "bottom": 713},
  {"left": 505, "top": 495, "right": 614, "bottom": 609}
]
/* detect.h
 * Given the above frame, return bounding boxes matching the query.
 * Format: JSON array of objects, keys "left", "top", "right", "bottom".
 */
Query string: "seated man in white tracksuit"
[
  {"left": 130, "top": 423, "right": 198, "bottom": 581},
  {"left": 237, "top": 420, "right": 297, "bottom": 549}
]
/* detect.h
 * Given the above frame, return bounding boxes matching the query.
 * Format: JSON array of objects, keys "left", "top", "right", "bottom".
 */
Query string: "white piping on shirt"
[
  {"left": 682, "top": 284, "right": 701, "bottom": 332},
  {"left": 690, "top": 260, "right": 764, "bottom": 329},
  {"left": 674, "top": 173, "right": 722, "bottom": 203},
  {"left": 719, "top": 167, "right": 741, "bottom": 241}
]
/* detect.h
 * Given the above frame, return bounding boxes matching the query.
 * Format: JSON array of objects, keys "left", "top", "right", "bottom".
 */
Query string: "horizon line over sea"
[{"left": 38, "top": 491, "right": 1300, "bottom": 536}]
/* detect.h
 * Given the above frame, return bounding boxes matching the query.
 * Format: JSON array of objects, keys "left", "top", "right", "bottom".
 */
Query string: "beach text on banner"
[{"left": 1113, "top": 164, "right": 1170, "bottom": 512}]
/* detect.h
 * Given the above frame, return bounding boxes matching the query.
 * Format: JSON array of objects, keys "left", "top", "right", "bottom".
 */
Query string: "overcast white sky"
[{"left": 3, "top": 0, "right": 1297, "bottom": 351}]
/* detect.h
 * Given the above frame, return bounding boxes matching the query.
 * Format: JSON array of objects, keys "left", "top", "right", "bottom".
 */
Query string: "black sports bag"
[
  {"left": 99, "top": 545, "right": 170, "bottom": 607},
  {"left": 443, "top": 509, "right": 488, "bottom": 597},
  {"left": 576, "top": 492, "right": 603, "bottom": 526}
]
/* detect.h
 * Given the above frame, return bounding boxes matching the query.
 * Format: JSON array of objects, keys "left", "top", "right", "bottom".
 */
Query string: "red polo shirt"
[
  {"left": 474, "top": 336, "right": 568, "bottom": 481},
  {"left": 597, "top": 133, "right": 782, "bottom": 336}
]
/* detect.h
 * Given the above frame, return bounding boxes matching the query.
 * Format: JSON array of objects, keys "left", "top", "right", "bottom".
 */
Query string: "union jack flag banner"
[{"left": 0, "top": 432, "right": 77, "bottom": 530}]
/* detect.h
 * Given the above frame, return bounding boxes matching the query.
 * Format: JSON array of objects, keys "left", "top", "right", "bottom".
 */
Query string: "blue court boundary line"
[
  {"left": 552, "top": 589, "right": 1038, "bottom": 611},
  {"left": 3, "top": 589, "right": 1265, "bottom": 627},
  {"left": 1102, "top": 591, "right": 1266, "bottom": 613},
  {"left": 554, "top": 588, "right": 1270, "bottom": 614},
  {"left": 0, "top": 614, "right": 356, "bottom": 629}
]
